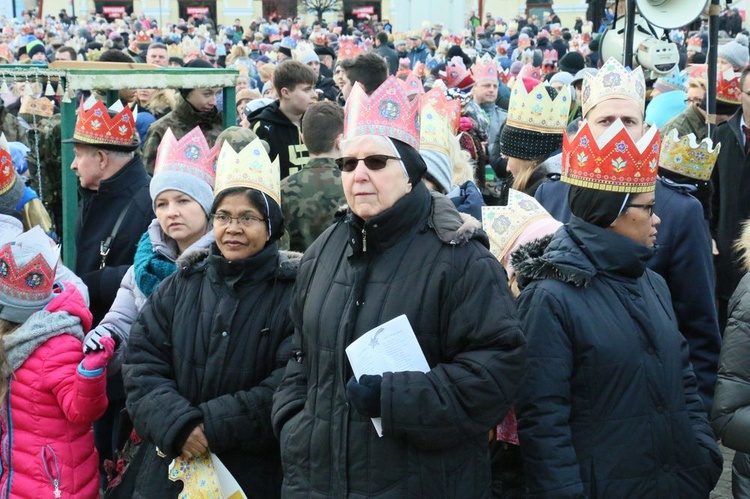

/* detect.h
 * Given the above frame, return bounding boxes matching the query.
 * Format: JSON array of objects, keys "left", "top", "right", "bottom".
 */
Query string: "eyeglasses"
[
  {"left": 335, "top": 155, "right": 401, "bottom": 173},
  {"left": 684, "top": 98, "right": 703, "bottom": 106},
  {"left": 624, "top": 202, "right": 656, "bottom": 217},
  {"left": 212, "top": 213, "right": 266, "bottom": 228}
]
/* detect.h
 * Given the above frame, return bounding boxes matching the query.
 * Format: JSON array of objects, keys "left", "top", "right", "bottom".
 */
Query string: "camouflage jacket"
[
  {"left": 142, "top": 94, "right": 224, "bottom": 174},
  {"left": 280, "top": 157, "right": 346, "bottom": 252},
  {"left": 23, "top": 114, "right": 63, "bottom": 232},
  {"left": 1, "top": 103, "right": 29, "bottom": 147}
]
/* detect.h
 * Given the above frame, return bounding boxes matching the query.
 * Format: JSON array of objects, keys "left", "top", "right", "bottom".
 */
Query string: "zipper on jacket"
[
  {"left": 361, "top": 226, "right": 367, "bottom": 253},
  {"left": 41, "top": 445, "right": 61, "bottom": 498},
  {"left": 4, "top": 382, "right": 11, "bottom": 498}
]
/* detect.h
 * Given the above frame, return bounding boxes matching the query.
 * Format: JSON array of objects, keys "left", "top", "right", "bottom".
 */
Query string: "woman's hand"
[{"left": 181, "top": 423, "right": 209, "bottom": 459}]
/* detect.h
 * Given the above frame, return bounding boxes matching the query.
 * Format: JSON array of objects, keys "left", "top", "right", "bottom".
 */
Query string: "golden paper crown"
[
  {"left": 419, "top": 88, "right": 460, "bottom": 155},
  {"left": 581, "top": 57, "right": 645, "bottom": 118},
  {"left": 19, "top": 96, "right": 54, "bottom": 118},
  {"left": 181, "top": 37, "right": 202, "bottom": 54},
  {"left": 507, "top": 82, "right": 570, "bottom": 133},
  {"left": 215, "top": 138, "right": 280, "bottom": 204},
  {"left": 167, "top": 44, "right": 185, "bottom": 58},
  {"left": 85, "top": 47, "right": 104, "bottom": 61},
  {"left": 562, "top": 119, "right": 661, "bottom": 193},
  {"left": 508, "top": 20, "right": 519, "bottom": 32},
  {"left": 658, "top": 129, "right": 720, "bottom": 181}
]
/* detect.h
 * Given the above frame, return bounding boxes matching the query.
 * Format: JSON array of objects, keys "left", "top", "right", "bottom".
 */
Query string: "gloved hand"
[
  {"left": 83, "top": 328, "right": 114, "bottom": 354},
  {"left": 81, "top": 337, "right": 115, "bottom": 372},
  {"left": 346, "top": 374, "right": 383, "bottom": 418}
]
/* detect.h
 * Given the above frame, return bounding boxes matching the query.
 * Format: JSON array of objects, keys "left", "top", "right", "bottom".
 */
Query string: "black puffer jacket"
[
  {"left": 123, "top": 243, "right": 297, "bottom": 498},
  {"left": 514, "top": 216, "right": 722, "bottom": 498},
  {"left": 272, "top": 183, "right": 526, "bottom": 498}
]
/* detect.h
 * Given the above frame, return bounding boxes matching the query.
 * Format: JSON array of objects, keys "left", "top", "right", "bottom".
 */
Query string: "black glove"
[{"left": 346, "top": 374, "right": 382, "bottom": 418}]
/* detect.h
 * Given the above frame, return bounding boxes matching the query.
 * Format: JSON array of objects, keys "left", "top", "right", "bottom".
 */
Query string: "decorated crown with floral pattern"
[
  {"left": 70, "top": 97, "right": 137, "bottom": 150},
  {"left": 440, "top": 56, "right": 474, "bottom": 90},
  {"left": 0, "top": 134, "right": 14, "bottom": 196},
  {"left": 19, "top": 96, "right": 54, "bottom": 118},
  {"left": 507, "top": 81, "right": 570, "bottom": 134},
  {"left": 344, "top": 75, "right": 420, "bottom": 150},
  {"left": 154, "top": 127, "right": 219, "bottom": 188},
  {"left": 658, "top": 129, "right": 720, "bottom": 181},
  {"left": 400, "top": 73, "right": 425, "bottom": 98},
  {"left": 717, "top": 69, "right": 741, "bottom": 105},
  {"left": 0, "top": 226, "right": 59, "bottom": 307},
  {"left": 581, "top": 57, "right": 646, "bottom": 118},
  {"left": 561, "top": 119, "right": 661, "bottom": 193},
  {"left": 214, "top": 137, "right": 280, "bottom": 204},
  {"left": 517, "top": 63, "right": 542, "bottom": 82},
  {"left": 419, "top": 88, "right": 461, "bottom": 155},
  {"left": 471, "top": 53, "right": 498, "bottom": 82},
  {"left": 338, "top": 36, "right": 364, "bottom": 60}
]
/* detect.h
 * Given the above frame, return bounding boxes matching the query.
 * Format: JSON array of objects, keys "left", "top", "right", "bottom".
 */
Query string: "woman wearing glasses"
[
  {"left": 120, "top": 131, "right": 295, "bottom": 498},
  {"left": 272, "top": 77, "right": 526, "bottom": 497}
]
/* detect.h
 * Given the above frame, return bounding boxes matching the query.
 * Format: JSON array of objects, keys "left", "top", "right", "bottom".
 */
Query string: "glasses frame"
[
  {"left": 335, "top": 154, "right": 402, "bottom": 173},
  {"left": 624, "top": 202, "right": 656, "bottom": 217},
  {"left": 212, "top": 213, "right": 266, "bottom": 228}
]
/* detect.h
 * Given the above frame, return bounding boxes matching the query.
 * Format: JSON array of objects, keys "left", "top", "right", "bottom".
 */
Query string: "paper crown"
[
  {"left": 581, "top": 57, "right": 646, "bottom": 118},
  {"left": 338, "top": 36, "right": 364, "bottom": 60},
  {"left": 0, "top": 226, "right": 59, "bottom": 306},
  {"left": 419, "top": 88, "right": 461, "bottom": 155},
  {"left": 498, "top": 68, "right": 512, "bottom": 84},
  {"left": 0, "top": 134, "right": 14, "bottom": 196},
  {"left": 401, "top": 73, "right": 425, "bottom": 98},
  {"left": 85, "top": 47, "right": 104, "bottom": 61},
  {"left": 167, "top": 44, "right": 185, "bottom": 58},
  {"left": 482, "top": 190, "right": 557, "bottom": 263},
  {"left": 688, "top": 64, "right": 708, "bottom": 80},
  {"left": 551, "top": 25, "right": 563, "bottom": 37},
  {"left": 181, "top": 36, "right": 202, "bottom": 55},
  {"left": 18, "top": 96, "right": 54, "bottom": 118},
  {"left": 658, "top": 129, "right": 720, "bottom": 181},
  {"left": 154, "top": 127, "right": 219, "bottom": 188},
  {"left": 412, "top": 62, "right": 426, "bottom": 78},
  {"left": 136, "top": 31, "right": 151, "bottom": 43},
  {"left": 344, "top": 75, "right": 420, "bottom": 150},
  {"left": 518, "top": 36, "right": 531, "bottom": 49},
  {"left": 542, "top": 49, "right": 558, "bottom": 64},
  {"left": 215, "top": 138, "right": 280, "bottom": 204},
  {"left": 444, "top": 34, "right": 463, "bottom": 46},
  {"left": 687, "top": 36, "right": 702, "bottom": 52},
  {"left": 70, "top": 97, "right": 137, "bottom": 150},
  {"left": 440, "top": 56, "right": 474, "bottom": 90},
  {"left": 562, "top": 120, "right": 660, "bottom": 193},
  {"left": 471, "top": 53, "right": 498, "bottom": 82},
  {"left": 507, "top": 82, "right": 570, "bottom": 133},
  {"left": 717, "top": 69, "right": 741, "bottom": 104},
  {"left": 517, "top": 63, "right": 542, "bottom": 83},
  {"left": 655, "top": 69, "right": 689, "bottom": 93},
  {"left": 508, "top": 20, "right": 519, "bottom": 32}
]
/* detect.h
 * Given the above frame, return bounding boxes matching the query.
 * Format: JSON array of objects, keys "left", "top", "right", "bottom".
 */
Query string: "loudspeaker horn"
[{"left": 636, "top": 0, "right": 707, "bottom": 29}]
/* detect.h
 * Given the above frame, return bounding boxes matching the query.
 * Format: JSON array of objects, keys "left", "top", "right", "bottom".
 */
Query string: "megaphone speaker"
[{"left": 636, "top": 0, "right": 707, "bottom": 29}]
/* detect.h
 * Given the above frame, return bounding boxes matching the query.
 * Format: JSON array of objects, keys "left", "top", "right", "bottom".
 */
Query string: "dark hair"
[
  {"left": 741, "top": 66, "right": 750, "bottom": 91},
  {"left": 376, "top": 31, "right": 389, "bottom": 45},
  {"left": 55, "top": 46, "right": 77, "bottom": 61},
  {"left": 98, "top": 49, "right": 135, "bottom": 63},
  {"left": 302, "top": 101, "right": 344, "bottom": 154},
  {"left": 212, "top": 187, "right": 284, "bottom": 243},
  {"left": 339, "top": 52, "right": 388, "bottom": 95},
  {"left": 273, "top": 60, "right": 316, "bottom": 94},
  {"left": 147, "top": 42, "right": 167, "bottom": 52}
]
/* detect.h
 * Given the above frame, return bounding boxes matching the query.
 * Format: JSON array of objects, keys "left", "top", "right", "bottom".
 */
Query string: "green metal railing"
[{"left": 0, "top": 65, "right": 238, "bottom": 269}]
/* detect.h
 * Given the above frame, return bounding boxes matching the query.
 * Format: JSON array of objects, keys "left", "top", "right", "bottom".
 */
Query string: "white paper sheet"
[
  {"left": 212, "top": 453, "right": 247, "bottom": 499},
  {"left": 345, "top": 315, "right": 430, "bottom": 436}
]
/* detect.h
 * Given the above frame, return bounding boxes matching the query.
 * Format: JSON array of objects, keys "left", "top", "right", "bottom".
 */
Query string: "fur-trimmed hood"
[
  {"left": 511, "top": 230, "right": 594, "bottom": 290},
  {"left": 430, "top": 192, "right": 486, "bottom": 247},
  {"left": 735, "top": 220, "right": 750, "bottom": 272}
]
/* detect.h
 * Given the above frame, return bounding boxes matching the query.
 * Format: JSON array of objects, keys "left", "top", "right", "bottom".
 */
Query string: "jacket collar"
[
  {"left": 83, "top": 155, "right": 148, "bottom": 197},
  {"left": 206, "top": 242, "right": 280, "bottom": 286},
  {"left": 173, "top": 93, "right": 221, "bottom": 125},
  {"left": 305, "top": 157, "right": 338, "bottom": 170}
]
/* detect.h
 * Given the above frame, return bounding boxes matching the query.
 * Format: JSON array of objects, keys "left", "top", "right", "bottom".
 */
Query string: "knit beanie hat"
[
  {"left": 718, "top": 34, "right": 750, "bottom": 69},
  {"left": 296, "top": 49, "right": 320, "bottom": 65},
  {"left": 25, "top": 39, "right": 46, "bottom": 59},
  {"left": 178, "top": 58, "right": 216, "bottom": 100},
  {"left": 420, "top": 149, "right": 452, "bottom": 193},
  {"left": 558, "top": 51, "right": 585, "bottom": 74}
]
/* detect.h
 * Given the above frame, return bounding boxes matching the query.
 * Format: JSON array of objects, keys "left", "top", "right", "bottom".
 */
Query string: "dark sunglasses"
[
  {"left": 335, "top": 155, "right": 401, "bottom": 172},
  {"left": 624, "top": 202, "right": 656, "bottom": 217}
]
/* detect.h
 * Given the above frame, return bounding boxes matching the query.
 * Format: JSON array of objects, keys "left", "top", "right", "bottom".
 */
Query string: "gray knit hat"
[
  {"left": 718, "top": 34, "right": 750, "bottom": 69},
  {"left": 0, "top": 174, "right": 24, "bottom": 214},
  {"left": 420, "top": 149, "right": 453, "bottom": 193}
]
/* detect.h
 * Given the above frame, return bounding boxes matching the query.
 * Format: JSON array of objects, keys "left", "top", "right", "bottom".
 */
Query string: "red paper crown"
[
  {"left": 518, "top": 36, "right": 531, "bottom": 49},
  {"left": 687, "top": 36, "right": 702, "bottom": 51},
  {"left": 344, "top": 75, "right": 420, "bottom": 149},
  {"left": 517, "top": 63, "right": 542, "bottom": 82},
  {"left": 0, "top": 228, "right": 58, "bottom": 303},
  {"left": 400, "top": 73, "right": 425, "bottom": 98},
  {"left": 472, "top": 54, "right": 498, "bottom": 82},
  {"left": 136, "top": 31, "right": 151, "bottom": 43},
  {"left": 338, "top": 37, "right": 364, "bottom": 60},
  {"left": 0, "top": 134, "right": 14, "bottom": 196},
  {"left": 717, "top": 70, "right": 741, "bottom": 104},
  {"left": 440, "top": 56, "right": 474, "bottom": 90},
  {"left": 688, "top": 64, "right": 707, "bottom": 80},
  {"left": 499, "top": 68, "right": 512, "bottom": 84},
  {"left": 154, "top": 127, "right": 220, "bottom": 188},
  {"left": 445, "top": 34, "right": 463, "bottom": 46},
  {"left": 561, "top": 120, "right": 661, "bottom": 193},
  {"left": 72, "top": 98, "right": 137, "bottom": 149},
  {"left": 543, "top": 49, "right": 558, "bottom": 63}
]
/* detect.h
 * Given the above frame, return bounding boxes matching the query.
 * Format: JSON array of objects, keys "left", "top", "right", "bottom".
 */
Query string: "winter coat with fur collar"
[{"left": 272, "top": 183, "right": 526, "bottom": 498}]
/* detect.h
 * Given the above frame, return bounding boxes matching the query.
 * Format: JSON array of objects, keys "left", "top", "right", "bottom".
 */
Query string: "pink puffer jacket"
[{"left": 0, "top": 284, "right": 107, "bottom": 499}]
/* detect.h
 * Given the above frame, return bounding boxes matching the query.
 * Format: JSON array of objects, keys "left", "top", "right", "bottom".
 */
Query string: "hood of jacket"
[
  {"left": 513, "top": 215, "right": 655, "bottom": 290},
  {"left": 172, "top": 93, "right": 222, "bottom": 127},
  {"left": 3, "top": 283, "right": 89, "bottom": 371},
  {"left": 247, "top": 100, "right": 296, "bottom": 129}
]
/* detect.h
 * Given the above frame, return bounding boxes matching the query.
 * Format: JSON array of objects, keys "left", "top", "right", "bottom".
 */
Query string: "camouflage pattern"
[
  {"left": 1, "top": 102, "right": 29, "bottom": 147},
  {"left": 215, "top": 126, "right": 270, "bottom": 154},
  {"left": 24, "top": 114, "right": 63, "bottom": 232},
  {"left": 142, "top": 94, "right": 224, "bottom": 174},
  {"left": 280, "top": 157, "right": 347, "bottom": 252}
]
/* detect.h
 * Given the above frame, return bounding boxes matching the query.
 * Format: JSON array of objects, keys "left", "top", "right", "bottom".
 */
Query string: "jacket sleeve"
[
  {"left": 515, "top": 285, "right": 585, "bottom": 499},
  {"left": 44, "top": 336, "right": 108, "bottom": 425},
  {"left": 712, "top": 283, "right": 750, "bottom": 452},
  {"left": 123, "top": 277, "right": 204, "bottom": 459},
  {"left": 141, "top": 124, "right": 164, "bottom": 174},
  {"left": 379, "top": 249, "right": 526, "bottom": 450},
  {"left": 200, "top": 319, "right": 294, "bottom": 455},
  {"left": 87, "top": 265, "right": 139, "bottom": 377}
]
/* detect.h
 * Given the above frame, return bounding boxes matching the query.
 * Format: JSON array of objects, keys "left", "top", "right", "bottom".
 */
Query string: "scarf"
[{"left": 133, "top": 232, "right": 177, "bottom": 297}]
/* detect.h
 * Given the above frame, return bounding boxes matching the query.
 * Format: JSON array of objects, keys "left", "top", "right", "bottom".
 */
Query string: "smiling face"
[
  {"left": 609, "top": 191, "right": 660, "bottom": 247},
  {"left": 341, "top": 135, "right": 412, "bottom": 221},
  {"left": 154, "top": 190, "right": 208, "bottom": 253},
  {"left": 213, "top": 192, "right": 269, "bottom": 261}
]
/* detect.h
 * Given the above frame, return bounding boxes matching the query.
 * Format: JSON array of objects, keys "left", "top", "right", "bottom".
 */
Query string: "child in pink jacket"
[{"left": 0, "top": 227, "right": 114, "bottom": 498}]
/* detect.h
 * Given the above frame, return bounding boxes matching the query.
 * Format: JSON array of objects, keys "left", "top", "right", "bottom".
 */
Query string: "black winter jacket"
[
  {"left": 272, "top": 184, "right": 526, "bottom": 498},
  {"left": 249, "top": 101, "right": 308, "bottom": 179},
  {"left": 514, "top": 216, "right": 722, "bottom": 498},
  {"left": 123, "top": 244, "right": 297, "bottom": 498},
  {"left": 75, "top": 155, "right": 153, "bottom": 326}
]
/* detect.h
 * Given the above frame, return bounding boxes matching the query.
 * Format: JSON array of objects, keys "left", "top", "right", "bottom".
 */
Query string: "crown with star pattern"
[{"left": 507, "top": 81, "right": 570, "bottom": 133}]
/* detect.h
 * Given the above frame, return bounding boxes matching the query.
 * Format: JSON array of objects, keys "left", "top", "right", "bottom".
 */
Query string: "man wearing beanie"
[
  {"left": 515, "top": 58, "right": 722, "bottom": 498},
  {"left": 718, "top": 33, "right": 750, "bottom": 72},
  {"left": 142, "top": 58, "right": 224, "bottom": 173}
]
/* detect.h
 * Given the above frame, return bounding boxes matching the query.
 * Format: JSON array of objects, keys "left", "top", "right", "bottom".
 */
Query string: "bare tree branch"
[{"left": 298, "top": 0, "right": 343, "bottom": 22}]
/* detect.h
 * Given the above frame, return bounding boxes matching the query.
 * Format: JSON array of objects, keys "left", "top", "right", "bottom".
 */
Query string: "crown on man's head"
[
  {"left": 338, "top": 36, "right": 363, "bottom": 60},
  {"left": 659, "top": 130, "right": 720, "bottom": 182},
  {"left": 0, "top": 226, "right": 59, "bottom": 308},
  {"left": 419, "top": 88, "right": 461, "bottom": 156},
  {"left": 687, "top": 36, "right": 702, "bottom": 52},
  {"left": 581, "top": 57, "right": 645, "bottom": 118},
  {"left": 344, "top": 75, "right": 420, "bottom": 150},
  {"left": 167, "top": 44, "right": 185, "bottom": 58},
  {"left": 561, "top": 119, "right": 661, "bottom": 193},
  {"left": 507, "top": 81, "right": 570, "bottom": 134},
  {"left": 214, "top": 138, "right": 280, "bottom": 204},
  {"left": 154, "top": 127, "right": 220, "bottom": 188},
  {"left": 717, "top": 69, "right": 741, "bottom": 105},
  {"left": 471, "top": 53, "right": 498, "bottom": 82},
  {"left": 19, "top": 96, "right": 54, "bottom": 118},
  {"left": 71, "top": 97, "right": 137, "bottom": 150}
]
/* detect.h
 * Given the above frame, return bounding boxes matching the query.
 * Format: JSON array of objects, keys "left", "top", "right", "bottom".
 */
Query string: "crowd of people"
[{"left": 2, "top": 4, "right": 750, "bottom": 498}]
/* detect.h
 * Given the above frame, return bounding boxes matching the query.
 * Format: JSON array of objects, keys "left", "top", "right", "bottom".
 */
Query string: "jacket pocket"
[
  {"left": 279, "top": 410, "right": 311, "bottom": 478},
  {"left": 39, "top": 445, "right": 61, "bottom": 498}
]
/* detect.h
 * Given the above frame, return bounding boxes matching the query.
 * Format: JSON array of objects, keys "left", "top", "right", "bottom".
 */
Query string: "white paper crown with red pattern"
[
  {"left": 658, "top": 129, "right": 720, "bottom": 182},
  {"left": 0, "top": 226, "right": 59, "bottom": 322},
  {"left": 471, "top": 53, "right": 498, "bottom": 82},
  {"left": 344, "top": 75, "right": 420, "bottom": 150},
  {"left": 440, "top": 56, "right": 474, "bottom": 90},
  {"left": 581, "top": 57, "right": 646, "bottom": 118},
  {"left": 561, "top": 119, "right": 661, "bottom": 193},
  {"left": 0, "top": 133, "right": 14, "bottom": 196},
  {"left": 154, "top": 127, "right": 219, "bottom": 188},
  {"left": 717, "top": 69, "right": 741, "bottom": 105}
]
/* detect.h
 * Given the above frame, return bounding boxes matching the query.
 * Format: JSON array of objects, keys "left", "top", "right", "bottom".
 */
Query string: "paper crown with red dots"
[{"left": 561, "top": 119, "right": 661, "bottom": 193}]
